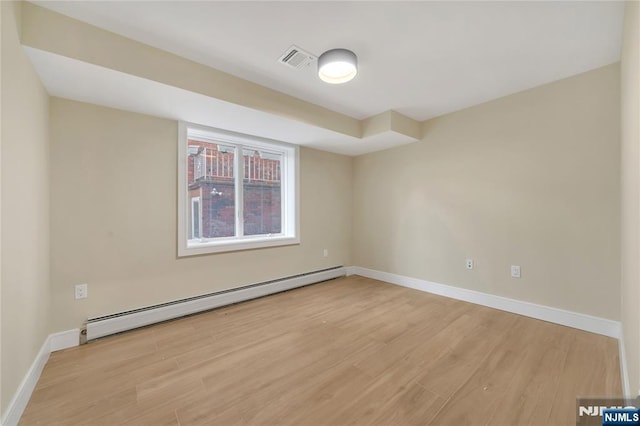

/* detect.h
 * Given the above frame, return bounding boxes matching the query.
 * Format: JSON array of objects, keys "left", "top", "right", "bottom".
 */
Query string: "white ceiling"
[{"left": 32, "top": 1, "right": 624, "bottom": 122}]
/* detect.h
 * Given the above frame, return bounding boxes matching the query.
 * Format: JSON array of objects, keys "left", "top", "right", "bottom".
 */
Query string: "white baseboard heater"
[{"left": 86, "top": 266, "right": 346, "bottom": 341}]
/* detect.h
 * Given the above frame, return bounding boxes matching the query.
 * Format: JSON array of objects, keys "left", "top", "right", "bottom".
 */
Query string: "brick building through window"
[{"left": 187, "top": 139, "right": 282, "bottom": 240}]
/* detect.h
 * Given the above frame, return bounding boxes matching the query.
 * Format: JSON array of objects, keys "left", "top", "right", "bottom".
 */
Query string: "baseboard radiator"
[{"left": 86, "top": 266, "right": 346, "bottom": 341}]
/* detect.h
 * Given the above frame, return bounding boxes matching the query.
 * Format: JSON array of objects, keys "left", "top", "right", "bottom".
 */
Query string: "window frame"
[{"left": 178, "top": 121, "right": 300, "bottom": 256}]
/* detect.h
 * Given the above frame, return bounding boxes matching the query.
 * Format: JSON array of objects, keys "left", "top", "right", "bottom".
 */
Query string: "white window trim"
[{"left": 178, "top": 121, "right": 300, "bottom": 256}]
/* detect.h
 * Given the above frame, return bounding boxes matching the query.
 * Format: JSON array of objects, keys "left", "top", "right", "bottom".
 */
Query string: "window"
[{"left": 178, "top": 122, "right": 299, "bottom": 256}]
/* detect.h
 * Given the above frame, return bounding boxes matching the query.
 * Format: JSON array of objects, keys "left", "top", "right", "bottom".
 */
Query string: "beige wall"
[
  {"left": 353, "top": 64, "right": 621, "bottom": 320},
  {"left": 621, "top": 0, "right": 640, "bottom": 396},
  {"left": 49, "top": 98, "right": 352, "bottom": 331},
  {"left": 1, "top": 0, "right": 51, "bottom": 415}
]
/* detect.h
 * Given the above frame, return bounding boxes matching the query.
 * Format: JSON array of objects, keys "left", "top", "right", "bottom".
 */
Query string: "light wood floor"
[{"left": 21, "top": 276, "right": 621, "bottom": 425}]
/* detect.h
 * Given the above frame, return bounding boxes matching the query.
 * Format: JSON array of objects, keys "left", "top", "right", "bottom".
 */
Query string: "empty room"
[{"left": 1, "top": 1, "right": 639, "bottom": 425}]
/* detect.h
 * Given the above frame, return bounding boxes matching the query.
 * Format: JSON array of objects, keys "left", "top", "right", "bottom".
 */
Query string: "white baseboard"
[
  {"left": 49, "top": 329, "right": 79, "bottom": 352},
  {"left": 0, "top": 338, "right": 50, "bottom": 426},
  {"left": 619, "top": 333, "right": 632, "bottom": 397},
  {"left": 1, "top": 329, "right": 79, "bottom": 426},
  {"left": 350, "top": 266, "right": 622, "bottom": 339}
]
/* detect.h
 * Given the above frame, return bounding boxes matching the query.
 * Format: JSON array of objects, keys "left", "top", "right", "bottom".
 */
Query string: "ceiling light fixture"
[{"left": 318, "top": 48, "right": 358, "bottom": 84}]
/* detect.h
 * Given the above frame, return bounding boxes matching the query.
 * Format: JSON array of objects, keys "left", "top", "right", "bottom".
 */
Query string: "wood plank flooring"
[{"left": 20, "top": 276, "right": 621, "bottom": 425}]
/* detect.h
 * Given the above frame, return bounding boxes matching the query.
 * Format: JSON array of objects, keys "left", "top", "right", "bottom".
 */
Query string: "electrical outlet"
[
  {"left": 75, "top": 283, "right": 88, "bottom": 299},
  {"left": 323, "top": 249, "right": 329, "bottom": 258},
  {"left": 511, "top": 265, "right": 521, "bottom": 278},
  {"left": 466, "top": 259, "right": 474, "bottom": 270}
]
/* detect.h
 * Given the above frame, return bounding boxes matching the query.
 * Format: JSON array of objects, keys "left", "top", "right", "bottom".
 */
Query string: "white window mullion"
[{"left": 235, "top": 145, "right": 244, "bottom": 237}]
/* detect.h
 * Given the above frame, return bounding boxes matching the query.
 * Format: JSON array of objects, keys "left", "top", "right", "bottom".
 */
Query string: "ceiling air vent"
[{"left": 278, "top": 45, "right": 316, "bottom": 70}]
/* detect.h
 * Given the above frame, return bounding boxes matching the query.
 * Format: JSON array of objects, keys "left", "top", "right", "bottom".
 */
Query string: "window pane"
[
  {"left": 191, "top": 198, "right": 201, "bottom": 238},
  {"left": 243, "top": 148, "right": 282, "bottom": 236},
  {"left": 188, "top": 140, "right": 235, "bottom": 240}
]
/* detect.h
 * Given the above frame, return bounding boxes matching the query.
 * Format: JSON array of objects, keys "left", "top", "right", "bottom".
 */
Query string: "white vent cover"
[{"left": 278, "top": 45, "right": 316, "bottom": 69}]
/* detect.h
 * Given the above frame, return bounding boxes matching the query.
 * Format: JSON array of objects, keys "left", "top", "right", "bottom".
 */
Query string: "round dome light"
[{"left": 318, "top": 49, "right": 358, "bottom": 84}]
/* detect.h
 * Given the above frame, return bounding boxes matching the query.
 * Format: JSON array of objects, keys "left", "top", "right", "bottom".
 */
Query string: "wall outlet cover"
[
  {"left": 511, "top": 265, "right": 521, "bottom": 278},
  {"left": 75, "top": 283, "right": 88, "bottom": 299}
]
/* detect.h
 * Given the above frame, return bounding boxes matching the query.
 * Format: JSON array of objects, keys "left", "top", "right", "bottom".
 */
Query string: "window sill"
[{"left": 178, "top": 235, "right": 300, "bottom": 257}]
